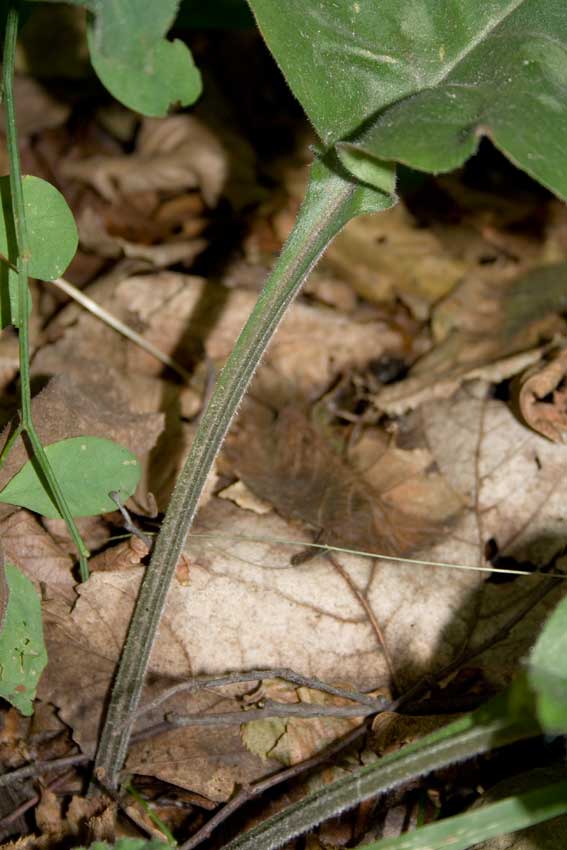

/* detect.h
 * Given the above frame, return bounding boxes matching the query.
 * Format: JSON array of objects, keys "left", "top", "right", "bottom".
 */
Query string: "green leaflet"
[
  {"left": 86, "top": 0, "right": 202, "bottom": 116},
  {"left": 0, "top": 436, "right": 141, "bottom": 518},
  {"left": 0, "top": 563, "right": 47, "bottom": 716},
  {"left": 247, "top": 0, "right": 567, "bottom": 198},
  {"left": 0, "top": 175, "right": 78, "bottom": 327}
]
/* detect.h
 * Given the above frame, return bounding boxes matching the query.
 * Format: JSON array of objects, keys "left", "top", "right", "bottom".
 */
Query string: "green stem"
[
  {"left": 93, "top": 154, "right": 389, "bottom": 786},
  {"left": 2, "top": 4, "right": 89, "bottom": 581}
]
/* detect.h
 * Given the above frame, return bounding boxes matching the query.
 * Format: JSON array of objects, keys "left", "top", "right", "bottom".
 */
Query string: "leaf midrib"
[{"left": 429, "top": 0, "right": 527, "bottom": 86}]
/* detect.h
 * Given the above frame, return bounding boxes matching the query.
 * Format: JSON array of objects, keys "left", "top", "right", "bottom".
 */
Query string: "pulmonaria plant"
[{"left": 2, "top": 2, "right": 567, "bottom": 848}]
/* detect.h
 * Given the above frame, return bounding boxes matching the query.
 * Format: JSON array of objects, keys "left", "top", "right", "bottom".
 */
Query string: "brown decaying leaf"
[
  {"left": 0, "top": 510, "right": 75, "bottom": 601},
  {"left": 61, "top": 115, "right": 228, "bottom": 207},
  {"left": 375, "top": 264, "right": 567, "bottom": 415},
  {"left": 325, "top": 204, "right": 467, "bottom": 316},
  {"left": 0, "top": 75, "right": 70, "bottom": 137},
  {"left": 514, "top": 344, "right": 567, "bottom": 443},
  {"left": 89, "top": 535, "right": 150, "bottom": 572},
  {"left": 225, "top": 406, "right": 447, "bottom": 557}
]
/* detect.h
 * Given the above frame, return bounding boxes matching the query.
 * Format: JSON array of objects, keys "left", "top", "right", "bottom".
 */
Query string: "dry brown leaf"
[
  {"left": 0, "top": 510, "right": 75, "bottom": 601},
  {"left": 41, "top": 384, "right": 566, "bottom": 794},
  {"left": 0, "top": 75, "right": 70, "bottom": 137},
  {"left": 224, "top": 406, "right": 453, "bottom": 557},
  {"left": 514, "top": 345, "right": 567, "bottom": 443},
  {"left": 0, "top": 374, "right": 163, "bottom": 496},
  {"left": 89, "top": 535, "right": 149, "bottom": 571},
  {"left": 324, "top": 204, "right": 466, "bottom": 316},
  {"left": 39, "top": 270, "right": 403, "bottom": 415},
  {"left": 375, "top": 264, "right": 567, "bottom": 415},
  {"left": 62, "top": 115, "right": 228, "bottom": 207},
  {"left": 76, "top": 205, "right": 207, "bottom": 269}
]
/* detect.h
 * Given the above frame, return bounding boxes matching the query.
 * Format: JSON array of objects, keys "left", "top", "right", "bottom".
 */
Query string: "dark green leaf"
[
  {"left": 247, "top": 0, "right": 567, "bottom": 198},
  {"left": 0, "top": 175, "right": 78, "bottom": 327},
  {"left": 0, "top": 563, "right": 47, "bottom": 716},
  {"left": 86, "top": 0, "right": 202, "bottom": 116},
  {"left": 0, "top": 436, "right": 141, "bottom": 518}
]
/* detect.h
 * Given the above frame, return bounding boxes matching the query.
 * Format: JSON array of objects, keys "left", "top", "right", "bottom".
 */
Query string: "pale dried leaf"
[
  {"left": 243, "top": 681, "right": 366, "bottom": 766},
  {"left": 62, "top": 115, "right": 228, "bottom": 207},
  {"left": 41, "top": 385, "right": 567, "bottom": 793}
]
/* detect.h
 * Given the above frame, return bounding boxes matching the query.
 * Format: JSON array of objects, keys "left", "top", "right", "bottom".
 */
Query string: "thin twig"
[
  {"left": 0, "top": 753, "right": 90, "bottom": 788},
  {"left": 132, "top": 668, "right": 387, "bottom": 724}
]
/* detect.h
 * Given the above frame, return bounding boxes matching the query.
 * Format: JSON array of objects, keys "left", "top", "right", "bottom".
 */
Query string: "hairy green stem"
[
  {"left": 3, "top": 4, "right": 89, "bottom": 580},
  {"left": 93, "top": 154, "right": 386, "bottom": 786},
  {"left": 218, "top": 712, "right": 540, "bottom": 850}
]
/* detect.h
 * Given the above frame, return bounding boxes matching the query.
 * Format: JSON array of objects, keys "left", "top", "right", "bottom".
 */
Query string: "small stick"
[{"left": 131, "top": 667, "right": 387, "bottom": 724}]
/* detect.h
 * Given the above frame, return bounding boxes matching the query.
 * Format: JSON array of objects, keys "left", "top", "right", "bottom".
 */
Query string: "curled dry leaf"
[
  {"left": 375, "top": 264, "right": 567, "bottom": 415},
  {"left": 76, "top": 205, "right": 207, "bottom": 269},
  {"left": 62, "top": 115, "right": 228, "bottom": 207},
  {"left": 514, "top": 345, "right": 567, "bottom": 443}
]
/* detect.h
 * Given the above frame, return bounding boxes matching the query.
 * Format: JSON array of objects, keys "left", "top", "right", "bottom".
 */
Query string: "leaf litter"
[{"left": 2, "top": 27, "right": 567, "bottom": 848}]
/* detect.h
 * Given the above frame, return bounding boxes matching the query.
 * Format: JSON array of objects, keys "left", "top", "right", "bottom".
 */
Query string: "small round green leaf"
[
  {"left": 0, "top": 563, "right": 48, "bottom": 716},
  {"left": 89, "top": 37, "right": 202, "bottom": 117},
  {"left": 0, "top": 175, "right": 78, "bottom": 327},
  {"left": 0, "top": 436, "right": 141, "bottom": 518}
]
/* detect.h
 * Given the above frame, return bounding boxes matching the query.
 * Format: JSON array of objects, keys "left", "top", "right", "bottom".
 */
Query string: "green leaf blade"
[
  {"left": 0, "top": 436, "right": 141, "bottom": 518},
  {"left": 358, "top": 781, "right": 567, "bottom": 850},
  {"left": 86, "top": 0, "right": 202, "bottom": 116},
  {"left": 0, "top": 563, "right": 47, "bottom": 716},
  {"left": 247, "top": 0, "right": 567, "bottom": 198},
  {"left": 0, "top": 175, "right": 78, "bottom": 327}
]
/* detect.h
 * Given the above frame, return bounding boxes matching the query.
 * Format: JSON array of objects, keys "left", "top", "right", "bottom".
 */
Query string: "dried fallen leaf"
[
  {"left": 0, "top": 374, "right": 163, "bottom": 499},
  {"left": 375, "top": 264, "right": 567, "bottom": 414},
  {"left": 62, "top": 115, "right": 228, "bottom": 207},
  {"left": 324, "top": 204, "right": 466, "bottom": 317},
  {"left": 514, "top": 345, "right": 567, "bottom": 443},
  {"left": 224, "top": 406, "right": 451, "bottom": 557},
  {"left": 0, "top": 510, "right": 75, "bottom": 601}
]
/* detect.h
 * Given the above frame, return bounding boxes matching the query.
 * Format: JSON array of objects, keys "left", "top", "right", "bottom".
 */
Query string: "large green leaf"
[
  {"left": 0, "top": 436, "right": 141, "bottom": 518},
  {"left": 247, "top": 0, "right": 567, "bottom": 198},
  {"left": 0, "top": 563, "right": 47, "bottom": 716},
  {"left": 86, "top": 0, "right": 202, "bottom": 116},
  {"left": 0, "top": 175, "right": 78, "bottom": 327}
]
